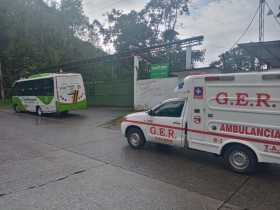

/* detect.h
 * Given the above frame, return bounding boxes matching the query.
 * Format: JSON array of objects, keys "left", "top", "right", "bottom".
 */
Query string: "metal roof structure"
[
  {"left": 34, "top": 36, "right": 204, "bottom": 73},
  {"left": 238, "top": 40, "right": 280, "bottom": 68}
]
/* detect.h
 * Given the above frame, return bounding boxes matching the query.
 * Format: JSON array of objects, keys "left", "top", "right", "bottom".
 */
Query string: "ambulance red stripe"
[{"left": 123, "top": 119, "right": 280, "bottom": 146}]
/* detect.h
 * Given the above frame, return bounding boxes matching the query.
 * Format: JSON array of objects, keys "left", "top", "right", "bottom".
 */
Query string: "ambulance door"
[
  {"left": 146, "top": 99, "right": 186, "bottom": 147},
  {"left": 187, "top": 78, "right": 209, "bottom": 150}
]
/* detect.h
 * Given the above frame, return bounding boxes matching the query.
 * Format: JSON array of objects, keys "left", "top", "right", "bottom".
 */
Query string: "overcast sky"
[{"left": 82, "top": 0, "right": 280, "bottom": 65}]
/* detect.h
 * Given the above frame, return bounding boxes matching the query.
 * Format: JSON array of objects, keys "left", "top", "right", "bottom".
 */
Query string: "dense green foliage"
[
  {"left": 0, "top": 0, "right": 104, "bottom": 96},
  {"left": 94, "top": 0, "right": 190, "bottom": 51},
  {"left": 93, "top": 0, "right": 204, "bottom": 73},
  {"left": 0, "top": 0, "right": 205, "bottom": 98}
]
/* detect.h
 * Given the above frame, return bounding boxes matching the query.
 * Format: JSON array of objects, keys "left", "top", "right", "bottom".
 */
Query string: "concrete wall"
[{"left": 134, "top": 77, "right": 179, "bottom": 110}]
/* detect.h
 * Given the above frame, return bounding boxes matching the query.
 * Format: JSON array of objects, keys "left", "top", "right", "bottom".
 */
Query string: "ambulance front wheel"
[
  {"left": 223, "top": 145, "right": 257, "bottom": 174},
  {"left": 127, "top": 127, "right": 146, "bottom": 149}
]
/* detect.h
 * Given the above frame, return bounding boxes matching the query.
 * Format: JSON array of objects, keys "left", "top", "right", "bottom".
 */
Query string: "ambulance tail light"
[{"left": 205, "top": 76, "right": 235, "bottom": 82}]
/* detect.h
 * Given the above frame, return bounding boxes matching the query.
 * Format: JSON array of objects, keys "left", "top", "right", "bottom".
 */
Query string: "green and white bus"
[{"left": 12, "top": 73, "right": 87, "bottom": 116}]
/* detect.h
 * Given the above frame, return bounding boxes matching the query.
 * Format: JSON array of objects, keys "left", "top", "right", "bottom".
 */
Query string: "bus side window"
[
  {"left": 17, "top": 82, "right": 25, "bottom": 96},
  {"left": 33, "top": 80, "right": 41, "bottom": 96},
  {"left": 25, "top": 81, "right": 33, "bottom": 96},
  {"left": 41, "top": 79, "right": 54, "bottom": 96},
  {"left": 30, "top": 79, "right": 53, "bottom": 96}
]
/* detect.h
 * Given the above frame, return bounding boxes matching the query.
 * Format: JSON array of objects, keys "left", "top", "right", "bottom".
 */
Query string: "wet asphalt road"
[{"left": 0, "top": 107, "right": 280, "bottom": 210}]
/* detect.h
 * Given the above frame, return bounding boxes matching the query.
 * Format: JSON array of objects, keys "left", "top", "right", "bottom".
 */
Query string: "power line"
[
  {"left": 265, "top": 1, "right": 280, "bottom": 28},
  {"left": 230, "top": 5, "right": 259, "bottom": 50}
]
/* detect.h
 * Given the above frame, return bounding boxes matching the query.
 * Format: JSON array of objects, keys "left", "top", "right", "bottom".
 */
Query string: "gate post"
[
  {"left": 0, "top": 60, "right": 5, "bottom": 99},
  {"left": 133, "top": 56, "right": 140, "bottom": 110}
]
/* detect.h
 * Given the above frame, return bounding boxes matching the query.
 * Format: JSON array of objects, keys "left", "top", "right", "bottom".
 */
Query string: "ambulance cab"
[{"left": 121, "top": 71, "right": 280, "bottom": 174}]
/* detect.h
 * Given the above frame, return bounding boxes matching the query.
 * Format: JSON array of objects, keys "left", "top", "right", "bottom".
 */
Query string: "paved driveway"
[{"left": 0, "top": 108, "right": 279, "bottom": 210}]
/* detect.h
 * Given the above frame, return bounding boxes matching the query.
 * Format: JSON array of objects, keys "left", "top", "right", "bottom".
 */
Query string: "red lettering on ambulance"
[
  {"left": 220, "top": 124, "right": 225, "bottom": 131},
  {"left": 251, "top": 128, "right": 256, "bottom": 136},
  {"left": 150, "top": 127, "right": 156, "bottom": 135},
  {"left": 239, "top": 126, "right": 245, "bottom": 134},
  {"left": 233, "top": 125, "right": 238, "bottom": 133},
  {"left": 218, "top": 123, "right": 280, "bottom": 141},
  {"left": 245, "top": 126, "right": 250, "bottom": 135},
  {"left": 256, "top": 93, "right": 271, "bottom": 107},
  {"left": 272, "top": 145, "right": 277, "bottom": 151},
  {"left": 275, "top": 130, "right": 280, "bottom": 139},
  {"left": 159, "top": 128, "right": 165, "bottom": 137},
  {"left": 216, "top": 92, "right": 228, "bottom": 105},
  {"left": 264, "top": 145, "right": 269, "bottom": 151},
  {"left": 225, "top": 124, "right": 233, "bottom": 132},
  {"left": 256, "top": 127, "right": 264, "bottom": 136},
  {"left": 264, "top": 129, "right": 271, "bottom": 138},
  {"left": 168, "top": 129, "right": 175, "bottom": 139},
  {"left": 236, "top": 93, "right": 249, "bottom": 106}
]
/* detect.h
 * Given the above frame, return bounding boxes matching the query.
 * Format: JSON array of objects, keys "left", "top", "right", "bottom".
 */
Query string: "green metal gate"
[
  {"left": 85, "top": 79, "right": 133, "bottom": 107},
  {"left": 82, "top": 57, "right": 134, "bottom": 107}
]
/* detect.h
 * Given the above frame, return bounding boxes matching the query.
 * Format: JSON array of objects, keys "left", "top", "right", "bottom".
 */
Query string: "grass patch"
[
  {"left": 99, "top": 110, "right": 136, "bottom": 128},
  {"left": 110, "top": 115, "right": 127, "bottom": 126},
  {"left": 0, "top": 99, "right": 12, "bottom": 108}
]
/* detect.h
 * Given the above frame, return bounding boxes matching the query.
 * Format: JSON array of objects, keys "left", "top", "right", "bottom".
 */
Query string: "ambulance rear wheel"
[
  {"left": 127, "top": 127, "right": 145, "bottom": 149},
  {"left": 223, "top": 145, "right": 257, "bottom": 174}
]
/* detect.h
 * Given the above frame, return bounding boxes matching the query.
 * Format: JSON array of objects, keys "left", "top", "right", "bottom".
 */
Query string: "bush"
[{"left": 0, "top": 99, "right": 12, "bottom": 108}]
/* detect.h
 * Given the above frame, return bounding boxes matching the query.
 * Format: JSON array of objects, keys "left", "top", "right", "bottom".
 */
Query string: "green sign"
[{"left": 150, "top": 64, "right": 169, "bottom": 79}]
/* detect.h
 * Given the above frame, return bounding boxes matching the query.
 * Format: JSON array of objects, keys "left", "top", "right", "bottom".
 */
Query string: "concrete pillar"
[{"left": 133, "top": 56, "right": 140, "bottom": 110}]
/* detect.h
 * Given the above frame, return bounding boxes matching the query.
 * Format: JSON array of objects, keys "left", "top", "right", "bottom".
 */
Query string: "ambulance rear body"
[{"left": 121, "top": 71, "right": 280, "bottom": 173}]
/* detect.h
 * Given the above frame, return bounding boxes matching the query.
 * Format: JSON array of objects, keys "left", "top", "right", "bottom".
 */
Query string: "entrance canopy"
[{"left": 238, "top": 40, "right": 280, "bottom": 68}]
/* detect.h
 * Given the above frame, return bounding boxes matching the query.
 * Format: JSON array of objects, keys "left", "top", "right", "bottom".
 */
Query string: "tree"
[
  {"left": 94, "top": 0, "right": 190, "bottom": 52},
  {"left": 93, "top": 0, "right": 204, "bottom": 72},
  {"left": 141, "top": 0, "right": 189, "bottom": 40},
  {"left": 0, "top": 0, "right": 103, "bottom": 98},
  {"left": 94, "top": 10, "right": 155, "bottom": 52},
  {"left": 60, "top": 0, "right": 89, "bottom": 36}
]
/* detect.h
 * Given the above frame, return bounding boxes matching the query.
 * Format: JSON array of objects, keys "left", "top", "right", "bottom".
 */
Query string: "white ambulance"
[{"left": 121, "top": 71, "right": 280, "bottom": 173}]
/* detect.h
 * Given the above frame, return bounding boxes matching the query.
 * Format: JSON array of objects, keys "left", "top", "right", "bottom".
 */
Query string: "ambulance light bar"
[{"left": 205, "top": 76, "right": 235, "bottom": 82}]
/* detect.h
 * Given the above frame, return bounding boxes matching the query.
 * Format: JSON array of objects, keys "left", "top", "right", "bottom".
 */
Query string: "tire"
[
  {"left": 223, "top": 145, "right": 257, "bottom": 174},
  {"left": 36, "top": 106, "right": 43, "bottom": 117},
  {"left": 13, "top": 105, "right": 21, "bottom": 113},
  {"left": 127, "top": 127, "right": 146, "bottom": 149}
]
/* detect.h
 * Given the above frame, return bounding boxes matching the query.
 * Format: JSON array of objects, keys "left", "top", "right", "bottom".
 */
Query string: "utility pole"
[
  {"left": 259, "top": 0, "right": 265, "bottom": 42},
  {"left": 0, "top": 59, "right": 4, "bottom": 99}
]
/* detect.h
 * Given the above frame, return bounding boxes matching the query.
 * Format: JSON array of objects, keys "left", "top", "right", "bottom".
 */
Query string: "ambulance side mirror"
[{"left": 148, "top": 109, "right": 155, "bottom": 116}]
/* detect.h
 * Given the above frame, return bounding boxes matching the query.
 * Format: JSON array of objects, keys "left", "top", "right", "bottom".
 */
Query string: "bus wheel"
[
  {"left": 13, "top": 105, "right": 21, "bottom": 113},
  {"left": 60, "top": 111, "right": 69, "bottom": 116},
  {"left": 36, "top": 106, "right": 43, "bottom": 116},
  {"left": 223, "top": 145, "right": 257, "bottom": 174},
  {"left": 127, "top": 127, "right": 146, "bottom": 149}
]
